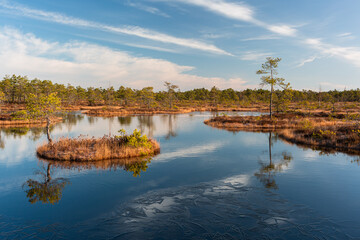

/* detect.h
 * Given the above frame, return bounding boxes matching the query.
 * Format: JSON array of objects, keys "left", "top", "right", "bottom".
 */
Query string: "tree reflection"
[
  {"left": 161, "top": 115, "right": 177, "bottom": 139},
  {"left": 23, "top": 162, "right": 69, "bottom": 204},
  {"left": 63, "top": 113, "right": 84, "bottom": 131},
  {"left": 255, "top": 132, "right": 293, "bottom": 189},
  {"left": 28, "top": 127, "right": 47, "bottom": 141},
  {"left": 351, "top": 156, "right": 360, "bottom": 165},
  {"left": 118, "top": 116, "right": 132, "bottom": 126},
  {"left": 88, "top": 115, "right": 97, "bottom": 125},
  {"left": 0, "top": 130, "right": 5, "bottom": 149},
  {"left": 2, "top": 127, "right": 29, "bottom": 138},
  {"left": 124, "top": 158, "right": 152, "bottom": 177},
  {"left": 43, "top": 157, "right": 152, "bottom": 178},
  {"left": 137, "top": 115, "right": 155, "bottom": 138},
  {"left": 0, "top": 125, "right": 56, "bottom": 141}
]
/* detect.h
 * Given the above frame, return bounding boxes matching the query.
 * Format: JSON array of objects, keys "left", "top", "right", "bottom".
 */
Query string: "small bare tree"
[
  {"left": 164, "top": 81, "right": 179, "bottom": 109},
  {"left": 257, "top": 57, "right": 288, "bottom": 119}
]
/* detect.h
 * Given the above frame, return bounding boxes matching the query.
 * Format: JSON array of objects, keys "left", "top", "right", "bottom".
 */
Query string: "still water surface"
[{"left": 0, "top": 112, "right": 360, "bottom": 239}]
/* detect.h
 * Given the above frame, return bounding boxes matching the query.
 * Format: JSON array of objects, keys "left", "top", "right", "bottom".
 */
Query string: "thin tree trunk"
[
  {"left": 270, "top": 69, "right": 273, "bottom": 119},
  {"left": 169, "top": 95, "right": 172, "bottom": 109},
  {"left": 46, "top": 116, "right": 53, "bottom": 144},
  {"left": 270, "top": 86, "right": 273, "bottom": 119}
]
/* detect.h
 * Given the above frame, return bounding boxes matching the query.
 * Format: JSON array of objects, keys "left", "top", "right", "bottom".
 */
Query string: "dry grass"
[
  {"left": 82, "top": 107, "right": 194, "bottom": 117},
  {"left": 81, "top": 106, "right": 263, "bottom": 117},
  {"left": 279, "top": 123, "right": 360, "bottom": 154},
  {"left": 37, "top": 135, "right": 160, "bottom": 161},
  {"left": 204, "top": 113, "right": 356, "bottom": 131},
  {"left": 205, "top": 112, "right": 360, "bottom": 154},
  {"left": 2, "top": 101, "right": 360, "bottom": 115},
  {"left": 0, "top": 115, "right": 62, "bottom": 127}
]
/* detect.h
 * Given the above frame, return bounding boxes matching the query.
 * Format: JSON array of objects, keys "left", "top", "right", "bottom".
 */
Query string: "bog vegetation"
[
  {"left": 36, "top": 129, "right": 160, "bottom": 161},
  {"left": 205, "top": 112, "right": 360, "bottom": 154},
  {"left": 0, "top": 74, "right": 359, "bottom": 113}
]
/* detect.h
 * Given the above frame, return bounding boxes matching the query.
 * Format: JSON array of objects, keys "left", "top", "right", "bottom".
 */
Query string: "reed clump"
[{"left": 36, "top": 129, "right": 160, "bottom": 161}]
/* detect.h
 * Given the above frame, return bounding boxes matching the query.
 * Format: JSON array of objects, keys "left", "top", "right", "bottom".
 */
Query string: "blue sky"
[{"left": 0, "top": 0, "right": 359, "bottom": 91}]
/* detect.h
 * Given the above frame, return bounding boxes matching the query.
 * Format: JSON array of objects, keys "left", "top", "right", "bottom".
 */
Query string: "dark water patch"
[
  {"left": 77, "top": 177, "right": 354, "bottom": 240},
  {"left": 1, "top": 112, "right": 360, "bottom": 239},
  {"left": 0, "top": 215, "right": 68, "bottom": 240}
]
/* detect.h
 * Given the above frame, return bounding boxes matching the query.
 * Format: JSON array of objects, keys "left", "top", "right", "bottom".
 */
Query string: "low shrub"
[{"left": 11, "top": 110, "right": 28, "bottom": 120}]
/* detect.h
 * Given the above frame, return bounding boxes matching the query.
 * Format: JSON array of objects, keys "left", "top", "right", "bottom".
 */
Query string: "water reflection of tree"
[
  {"left": 22, "top": 162, "right": 69, "bottom": 204},
  {"left": 0, "top": 126, "right": 55, "bottom": 142},
  {"left": 254, "top": 132, "right": 293, "bottom": 189},
  {"left": 161, "top": 115, "right": 177, "bottom": 139},
  {"left": 28, "top": 127, "right": 45, "bottom": 141},
  {"left": 118, "top": 116, "right": 132, "bottom": 126},
  {"left": 351, "top": 157, "right": 360, "bottom": 165},
  {"left": 0, "top": 113, "right": 87, "bottom": 141},
  {"left": 137, "top": 116, "right": 155, "bottom": 138},
  {"left": 64, "top": 113, "right": 84, "bottom": 132},
  {"left": 88, "top": 116, "right": 97, "bottom": 125},
  {"left": 0, "top": 131, "right": 5, "bottom": 149},
  {"left": 124, "top": 158, "right": 152, "bottom": 177},
  {"left": 2, "top": 127, "right": 29, "bottom": 138},
  {"left": 43, "top": 157, "right": 152, "bottom": 178},
  {"left": 108, "top": 117, "right": 114, "bottom": 136}
]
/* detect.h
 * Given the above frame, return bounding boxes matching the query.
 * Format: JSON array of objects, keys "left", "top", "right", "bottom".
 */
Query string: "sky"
[{"left": 0, "top": 0, "right": 359, "bottom": 91}]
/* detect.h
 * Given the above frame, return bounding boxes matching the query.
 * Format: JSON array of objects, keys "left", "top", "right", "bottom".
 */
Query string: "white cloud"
[
  {"left": 240, "top": 51, "right": 273, "bottom": 61},
  {"left": 0, "top": 27, "right": 250, "bottom": 90},
  {"left": 202, "top": 33, "right": 230, "bottom": 39},
  {"left": 320, "top": 82, "right": 347, "bottom": 90},
  {"left": 296, "top": 56, "right": 318, "bottom": 67},
  {"left": 241, "top": 35, "right": 280, "bottom": 41},
  {"left": 336, "top": 32, "right": 355, "bottom": 40},
  {"left": 121, "top": 43, "right": 179, "bottom": 53},
  {"left": 266, "top": 25, "right": 297, "bottom": 37},
  {"left": 305, "top": 38, "right": 360, "bottom": 67},
  {"left": 180, "top": 0, "right": 254, "bottom": 22},
  {"left": 0, "top": 1, "right": 230, "bottom": 55},
  {"left": 106, "top": 25, "right": 232, "bottom": 55},
  {"left": 337, "top": 32, "right": 352, "bottom": 38},
  {"left": 168, "top": 0, "right": 297, "bottom": 36},
  {"left": 126, "top": 1, "right": 170, "bottom": 17}
]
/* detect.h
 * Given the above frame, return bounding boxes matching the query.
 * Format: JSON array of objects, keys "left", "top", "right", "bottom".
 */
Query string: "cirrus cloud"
[
  {"left": 164, "top": 0, "right": 298, "bottom": 37},
  {"left": 0, "top": 27, "right": 251, "bottom": 90},
  {"left": 0, "top": 0, "right": 231, "bottom": 56}
]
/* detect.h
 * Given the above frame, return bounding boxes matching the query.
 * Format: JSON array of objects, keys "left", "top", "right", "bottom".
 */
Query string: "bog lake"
[{"left": 0, "top": 112, "right": 360, "bottom": 239}]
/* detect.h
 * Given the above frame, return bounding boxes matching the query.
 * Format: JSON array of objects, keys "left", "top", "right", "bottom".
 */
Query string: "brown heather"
[
  {"left": 204, "top": 113, "right": 360, "bottom": 154},
  {"left": 279, "top": 124, "right": 360, "bottom": 154},
  {"left": 0, "top": 115, "right": 62, "bottom": 127},
  {"left": 36, "top": 136, "right": 160, "bottom": 161},
  {"left": 81, "top": 106, "right": 261, "bottom": 117}
]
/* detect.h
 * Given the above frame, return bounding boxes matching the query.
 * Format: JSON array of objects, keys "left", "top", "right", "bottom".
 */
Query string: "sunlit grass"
[{"left": 37, "top": 130, "right": 160, "bottom": 161}]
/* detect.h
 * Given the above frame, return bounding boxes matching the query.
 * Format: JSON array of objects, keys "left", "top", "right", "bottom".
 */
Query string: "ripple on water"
[{"left": 75, "top": 176, "right": 354, "bottom": 240}]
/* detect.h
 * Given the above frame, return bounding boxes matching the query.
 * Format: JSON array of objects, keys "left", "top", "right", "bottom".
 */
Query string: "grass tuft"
[
  {"left": 37, "top": 130, "right": 160, "bottom": 161},
  {"left": 205, "top": 112, "right": 360, "bottom": 154}
]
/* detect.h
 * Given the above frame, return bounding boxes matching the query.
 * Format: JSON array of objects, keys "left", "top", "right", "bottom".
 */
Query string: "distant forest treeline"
[{"left": 0, "top": 75, "right": 359, "bottom": 107}]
